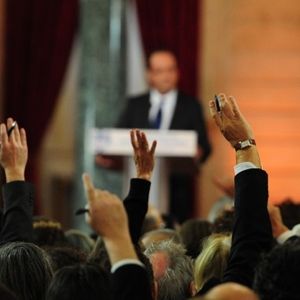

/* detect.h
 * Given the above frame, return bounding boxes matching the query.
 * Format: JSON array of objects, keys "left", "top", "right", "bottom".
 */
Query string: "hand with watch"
[{"left": 209, "top": 94, "right": 261, "bottom": 167}]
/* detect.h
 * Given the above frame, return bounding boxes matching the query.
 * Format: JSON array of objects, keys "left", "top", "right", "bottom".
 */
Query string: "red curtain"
[
  {"left": 135, "top": 0, "right": 201, "bottom": 97},
  {"left": 3, "top": 0, "right": 78, "bottom": 211}
]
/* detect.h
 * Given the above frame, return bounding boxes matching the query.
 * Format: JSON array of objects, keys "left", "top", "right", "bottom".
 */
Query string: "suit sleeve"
[
  {"left": 116, "top": 98, "right": 133, "bottom": 128},
  {"left": 0, "top": 181, "right": 34, "bottom": 245},
  {"left": 112, "top": 264, "right": 152, "bottom": 300},
  {"left": 123, "top": 178, "right": 151, "bottom": 244},
  {"left": 222, "top": 169, "right": 272, "bottom": 287}
]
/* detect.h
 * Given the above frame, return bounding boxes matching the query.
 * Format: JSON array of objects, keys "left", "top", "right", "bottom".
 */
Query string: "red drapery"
[
  {"left": 135, "top": 0, "right": 202, "bottom": 218},
  {"left": 135, "top": 0, "right": 201, "bottom": 97},
  {"left": 3, "top": 0, "right": 78, "bottom": 211}
]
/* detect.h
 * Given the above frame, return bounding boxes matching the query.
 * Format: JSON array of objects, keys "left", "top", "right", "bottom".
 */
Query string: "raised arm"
[
  {"left": 0, "top": 118, "right": 28, "bottom": 182},
  {"left": 209, "top": 94, "right": 272, "bottom": 287},
  {"left": 123, "top": 129, "right": 156, "bottom": 244},
  {"left": 82, "top": 173, "right": 152, "bottom": 300},
  {"left": 0, "top": 118, "right": 34, "bottom": 244}
]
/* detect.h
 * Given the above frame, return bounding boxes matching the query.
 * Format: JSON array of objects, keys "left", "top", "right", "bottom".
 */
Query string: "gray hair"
[{"left": 145, "top": 240, "right": 193, "bottom": 300}]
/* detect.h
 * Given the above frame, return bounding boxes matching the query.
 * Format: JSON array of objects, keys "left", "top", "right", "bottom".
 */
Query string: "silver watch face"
[{"left": 240, "top": 140, "right": 251, "bottom": 148}]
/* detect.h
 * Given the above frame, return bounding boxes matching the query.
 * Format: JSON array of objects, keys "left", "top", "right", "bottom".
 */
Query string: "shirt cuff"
[
  {"left": 111, "top": 259, "right": 145, "bottom": 273},
  {"left": 277, "top": 230, "right": 295, "bottom": 244},
  {"left": 291, "top": 224, "right": 300, "bottom": 235},
  {"left": 234, "top": 162, "right": 259, "bottom": 175}
]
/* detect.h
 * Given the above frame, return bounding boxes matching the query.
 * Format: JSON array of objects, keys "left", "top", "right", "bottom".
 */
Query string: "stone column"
[{"left": 73, "top": 0, "right": 126, "bottom": 230}]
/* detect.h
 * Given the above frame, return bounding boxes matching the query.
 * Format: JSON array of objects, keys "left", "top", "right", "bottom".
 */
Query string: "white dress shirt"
[{"left": 148, "top": 89, "right": 177, "bottom": 129}]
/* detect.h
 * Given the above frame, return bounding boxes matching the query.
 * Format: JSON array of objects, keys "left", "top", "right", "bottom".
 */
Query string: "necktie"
[{"left": 151, "top": 101, "right": 163, "bottom": 129}]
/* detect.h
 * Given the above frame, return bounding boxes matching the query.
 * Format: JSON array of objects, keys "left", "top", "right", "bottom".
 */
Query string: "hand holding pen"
[
  {"left": 214, "top": 94, "right": 222, "bottom": 113},
  {"left": 210, "top": 94, "right": 254, "bottom": 148},
  {"left": 7, "top": 121, "right": 17, "bottom": 136}
]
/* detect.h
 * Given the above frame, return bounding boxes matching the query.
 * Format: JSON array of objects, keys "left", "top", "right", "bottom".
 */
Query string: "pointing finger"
[{"left": 82, "top": 173, "right": 95, "bottom": 203}]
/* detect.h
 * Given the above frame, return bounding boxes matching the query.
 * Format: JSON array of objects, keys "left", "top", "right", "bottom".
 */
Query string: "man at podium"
[{"left": 116, "top": 50, "right": 211, "bottom": 223}]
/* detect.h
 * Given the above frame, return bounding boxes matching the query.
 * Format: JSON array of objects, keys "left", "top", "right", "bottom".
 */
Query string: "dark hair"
[
  {"left": 254, "top": 238, "right": 300, "bottom": 300},
  {"left": 279, "top": 200, "right": 300, "bottom": 229},
  {"left": 146, "top": 49, "right": 178, "bottom": 69},
  {"left": 88, "top": 237, "right": 111, "bottom": 273},
  {"left": 65, "top": 229, "right": 95, "bottom": 253},
  {"left": 0, "top": 242, "right": 53, "bottom": 300},
  {"left": 0, "top": 282, "right": 17, "bottom": 300},
  {"left": 46, "top": 263, "right": 111, "bottom": 300},
  {"left": 179, "top": 219, "right": 212, "bottom": 259},
  {"left": 32, "top": 216, "right": 67, "bottom": 247},
  {"left": 44, "top": 246, "right": 87, "bottom": 272},
  {"left": 212, "top": 208, "right": 235, "bottom": 234}
]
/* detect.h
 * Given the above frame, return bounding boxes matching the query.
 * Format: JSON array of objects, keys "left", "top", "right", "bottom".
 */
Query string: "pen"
[
  {"left": 75, "top": 208, "right": 90, "bottom": 215},
  {"left": 7, "top": 121, "right": 17, "bottom": 136},
  {"left": 214, "top": 95, "right": 221, "bottom": 112}
]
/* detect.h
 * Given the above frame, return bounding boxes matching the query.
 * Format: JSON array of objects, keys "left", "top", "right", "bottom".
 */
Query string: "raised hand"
[
  {"left": 209, "top": 94, "right": 254, "bottom": 148},
  {"left": 82, "top": 173, "right": 129, "bottom": 240},
  {"left": 0, "top": 118, "right": 28, "bottom": 182},
  {"left": 130, "top": 129, "right": 157, "bottom": 181},
  {"left": 209, "top": 94, "right": 261, "bottom": 167},
  {"left": 82, "top": 173, "right": 138, "bottom": 264}
]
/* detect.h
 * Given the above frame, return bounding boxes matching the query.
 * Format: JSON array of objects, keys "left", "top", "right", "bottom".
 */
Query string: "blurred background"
[{"left": 1, "top": 0, "right": 300, "bottom": 230}]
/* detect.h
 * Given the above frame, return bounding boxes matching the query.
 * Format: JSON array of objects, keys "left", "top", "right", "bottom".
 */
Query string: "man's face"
[{"left": 147, "top": 51, "right": 179, "bottom": 94}]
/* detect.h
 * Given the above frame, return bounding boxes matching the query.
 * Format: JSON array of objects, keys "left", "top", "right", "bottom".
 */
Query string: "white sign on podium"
[
  {"left": 90, "top": 128, "right": 197, "bottom": 157},
  {"left": 90, "top": 128, "right": 198, "bottom": 213}
]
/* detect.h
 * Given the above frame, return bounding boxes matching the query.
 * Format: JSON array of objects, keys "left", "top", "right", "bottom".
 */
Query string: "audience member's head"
[
  {"left": 194, "top": 234, "right": 231, "bottom": 292},
  {"left": 212, "top": 208, "right": 235, "bottom": 234},
  {"left": 141, "top": 228, "right": 181, "bottom": 249},
  {"left": 88, "top": 237, "right": 111, "bottom": 273},
  {"left": 33, "top": 216, "right": 67, "bottom": 247},
  {"left": 46, "top": 263, "right": 111, "bottom": 300},
  {"left": 179, "top": 218, "right": 212, "bottom": 259},
  {"left": 162, "top": 213, "right": 180, "bottom": 229},
  {"left": 65, "top": 229, "right": 95, "bottom": 253},
  {"left": 254, "top": 237, "right": 300, "bottom": 300},
  {"left": 145, "top": 240, "right": 194, "bottom": 300},
  {"left": 141, "top": 205, "right": 165, "bottom": 235},
  {"left": 279, "top": 200, "right": 300, "bottom": 229},
  {"left": 0, "top": 242, "right": 53, "bottom": 300},
  {"left": 204, "top": 282, "right": 259, "bottom": 300},
  {"left": 44, "top": 246, "right": 87, "bottom": 272}
]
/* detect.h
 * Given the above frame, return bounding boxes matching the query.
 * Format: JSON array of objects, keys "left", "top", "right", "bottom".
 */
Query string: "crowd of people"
[{"left": 0, "top": 94, "right": 300, "bottom": 300}]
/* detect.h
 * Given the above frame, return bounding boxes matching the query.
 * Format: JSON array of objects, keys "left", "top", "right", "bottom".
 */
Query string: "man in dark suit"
[
  {"left": 117, "top": 50, "right": 211, "bottom": 223},
  {"left": 194, "top": 94, "right": 273, "bottom": 297}
]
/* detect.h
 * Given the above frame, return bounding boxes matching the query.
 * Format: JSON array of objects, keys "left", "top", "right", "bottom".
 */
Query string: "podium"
[{"left": 90, "top": 128, "right": 199, "bottom": 213}]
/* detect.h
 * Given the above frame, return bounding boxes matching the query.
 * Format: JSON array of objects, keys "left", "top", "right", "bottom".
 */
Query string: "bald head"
[
  {"left": 149, "top": 251, "right": 170, "bottom": 280},
  {"left": 204, "top": 283, "right": 259, "bottom": 300}
]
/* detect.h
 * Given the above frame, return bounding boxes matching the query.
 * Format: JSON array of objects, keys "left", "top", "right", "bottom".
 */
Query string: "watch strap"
[{"left": 234, "top": 139, "right": 256, "bottom": 150}]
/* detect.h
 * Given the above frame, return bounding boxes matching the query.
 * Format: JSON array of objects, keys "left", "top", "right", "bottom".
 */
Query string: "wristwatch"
[{"left": 234, "top": 139, "right": 256, "bottom": 150}]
